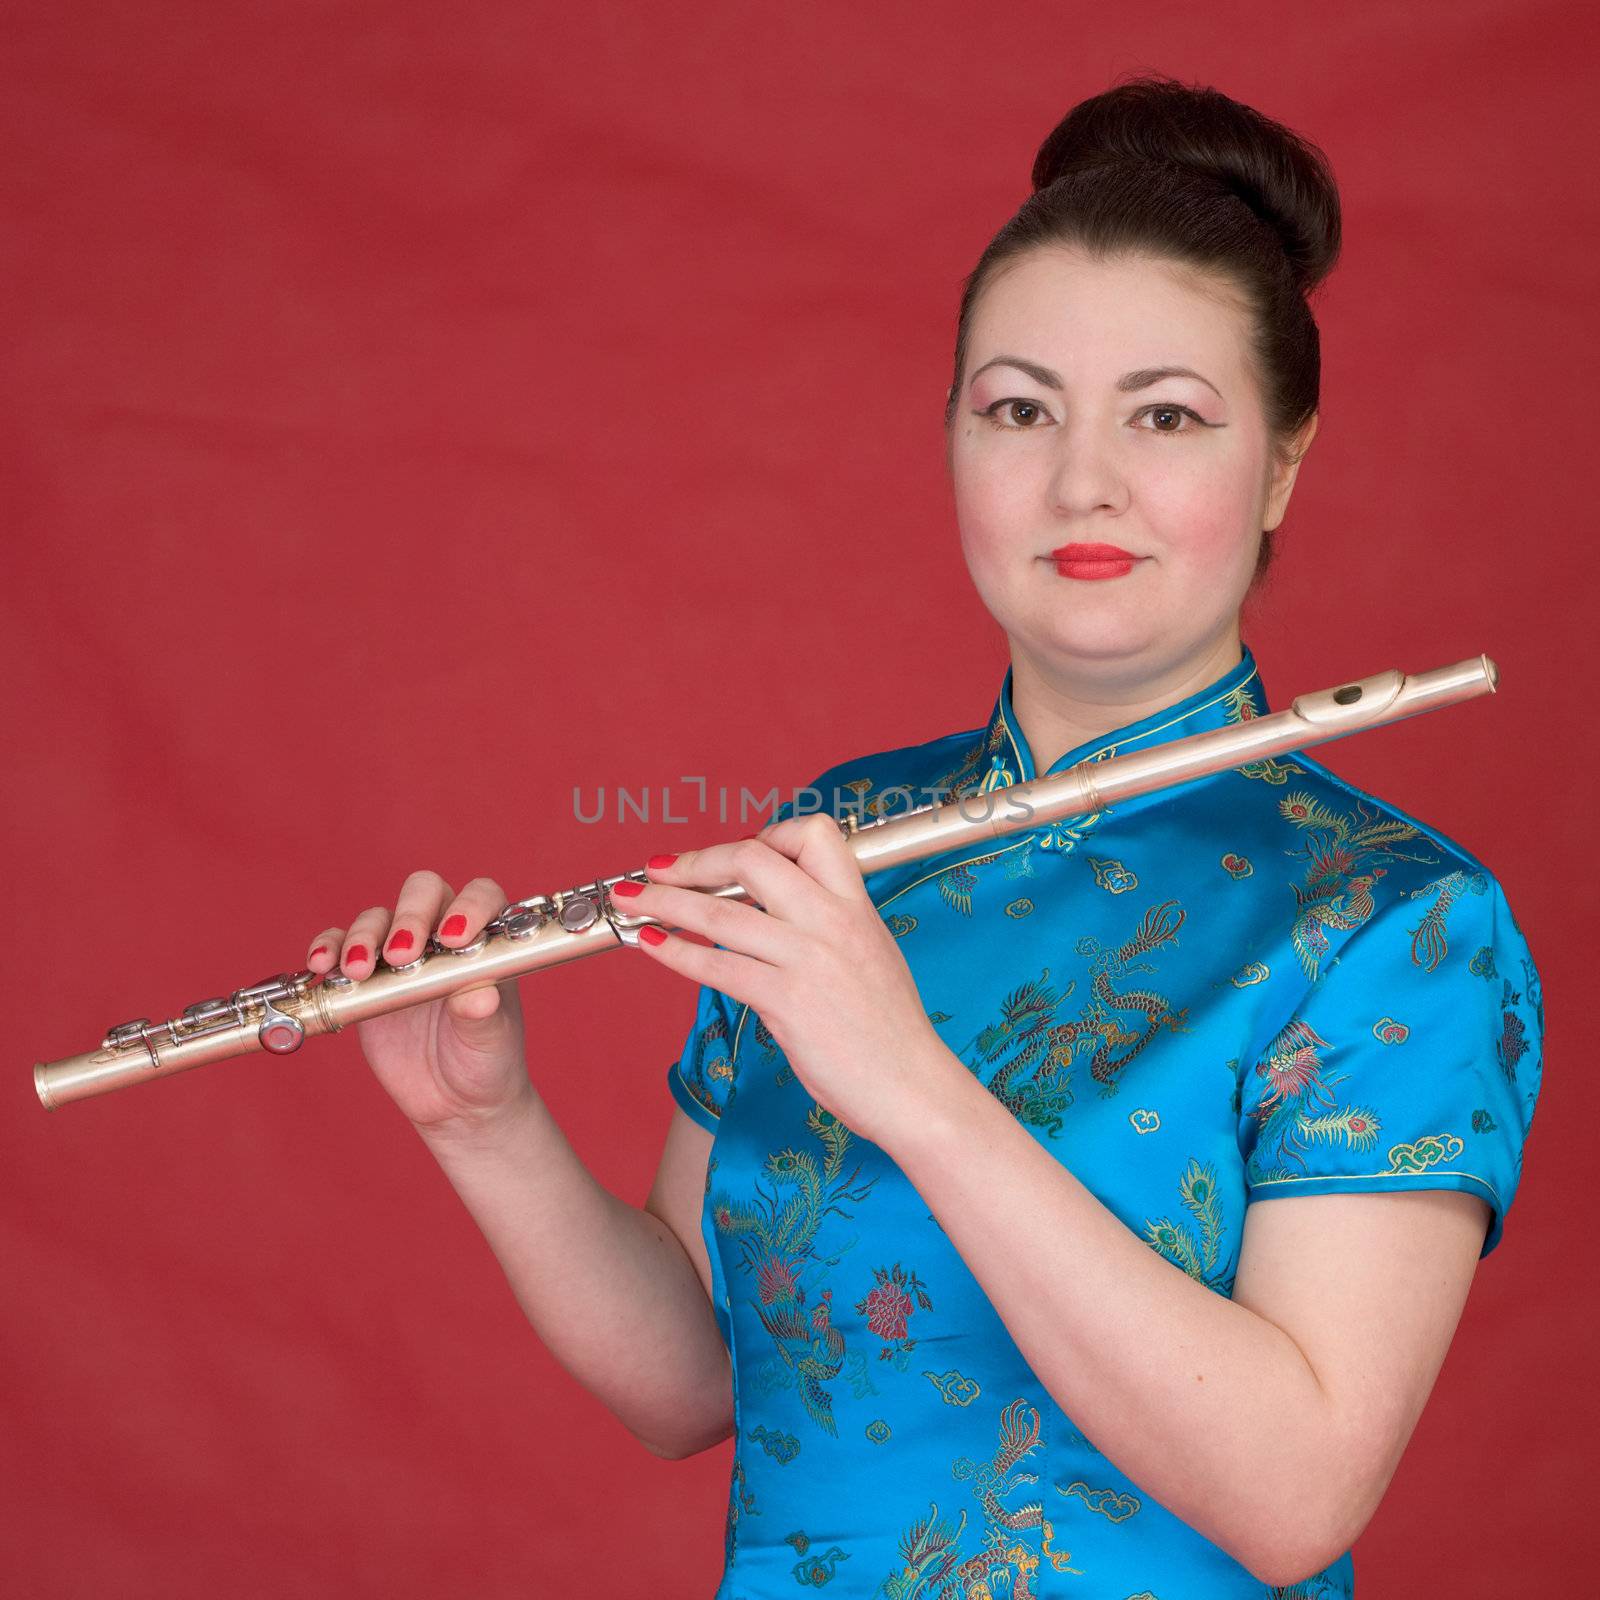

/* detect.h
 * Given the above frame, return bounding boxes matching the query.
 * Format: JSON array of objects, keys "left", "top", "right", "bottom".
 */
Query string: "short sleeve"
[
  {"left": 665, "top": 979, "right": 742, "bottom": 1134},
  {"left": 1238, "top": 872, "right": 1544, "bottom": 1258}
]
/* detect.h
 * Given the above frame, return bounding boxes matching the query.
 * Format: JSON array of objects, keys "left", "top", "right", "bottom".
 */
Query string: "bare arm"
[
  {"left": 305, "top": 868, "right": 734, "bottom": 1461},
  {"left": 891, "top": 1041, "right": 1489, "bottom": 1587},
  {"left": 419, "top": 1086, "right": 733, "bottom": 1460}
]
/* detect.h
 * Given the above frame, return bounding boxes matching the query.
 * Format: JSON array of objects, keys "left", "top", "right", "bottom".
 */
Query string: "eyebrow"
[{"left": 968, "top": 355, "right": 1223, "bottom": 399}]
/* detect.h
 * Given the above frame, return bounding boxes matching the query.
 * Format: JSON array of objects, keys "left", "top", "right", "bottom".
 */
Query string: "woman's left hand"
[{"left": 622, "top": 813, "right": 958, "bottom": 1148}]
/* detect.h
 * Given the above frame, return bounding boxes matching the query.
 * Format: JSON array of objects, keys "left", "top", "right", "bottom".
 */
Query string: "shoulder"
[
  {"left": 1185, "top": 746, "right": 1544, "bottom": 1022},
  {"left": 1291, "top": 751, "right": 1494, "bottom": 870},
  {"left": 1232, "top": 747, "right": 1514, "bottom": 903},
  {"left": 1250, "top": 752, "right": 1540, "bottom": 1004}
]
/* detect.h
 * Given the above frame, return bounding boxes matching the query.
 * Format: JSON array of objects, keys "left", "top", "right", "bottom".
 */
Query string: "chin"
[{"left": 1037, "top": 612, "right": 1161, "bottom": 663}]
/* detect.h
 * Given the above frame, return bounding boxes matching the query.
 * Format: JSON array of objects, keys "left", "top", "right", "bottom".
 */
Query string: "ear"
[{"left": 1263, "top": 413, "right": 1318, "bottom": 532}]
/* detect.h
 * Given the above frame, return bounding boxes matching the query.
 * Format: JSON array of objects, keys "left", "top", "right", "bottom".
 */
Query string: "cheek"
[
  {"left": 1141, "top": 452, "right": 1264, "bottom": 569},
  {"left": 951, "top": 448, "right": 1030, "bottom": 561}
]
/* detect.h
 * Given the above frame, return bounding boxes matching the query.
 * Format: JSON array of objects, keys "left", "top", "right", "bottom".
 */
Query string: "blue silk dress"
[{"left": 665, "top": 642, "right": 1543, "bottom": 1599}]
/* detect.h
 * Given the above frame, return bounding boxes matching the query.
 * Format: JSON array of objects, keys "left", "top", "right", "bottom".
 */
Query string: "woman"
[{"left": 307, "top": 76, "right": 1542, "bottom": 1597}]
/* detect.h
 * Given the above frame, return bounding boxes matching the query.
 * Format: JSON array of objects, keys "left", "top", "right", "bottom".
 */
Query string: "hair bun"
[{"left": 1030, "top": 74, "right": 1340, "bottom": 296}]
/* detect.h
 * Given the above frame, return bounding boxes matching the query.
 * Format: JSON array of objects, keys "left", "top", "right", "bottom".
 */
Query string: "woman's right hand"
[{"left": 305, "top": 870, "right": 532, "bottom": 1138}]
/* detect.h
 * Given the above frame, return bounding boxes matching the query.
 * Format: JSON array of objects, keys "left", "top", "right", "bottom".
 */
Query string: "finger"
[
  {"left": 339, "top": 906, "right": 395, "bottom": 977},
  {"left": 632, "top": 920, "right": 775, "bottom": 1016},
  {"left": 444, "top": 979, "right": 506, "bottom": 1022},
  {"left": 435, "top": 880, "right": 515, "bottom": 1023},
  {"left": 617, "top": 878, "right": 796, "bottom": 965},
  {"left": 644, "top": 836, "right": 835, "bottom": 929},
  {"left": 446, "top": 969, "right": 524, "bottom": 1022},
  {"left": 307, "top": 927, "right": 345, "bottom": 974},
  {"left": 433, "top": 876, "right": 512, "bottom": 947},
  {"left": 750, "top": 812, "right": 870, "bottom": 901},
  {"left": 382, "top": 870, "right": 457, "bottom": 966}
]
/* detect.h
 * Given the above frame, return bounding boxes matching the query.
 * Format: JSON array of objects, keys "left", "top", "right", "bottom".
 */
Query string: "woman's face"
[{"left": 946, "top": 246, "right": 1312, "bottom": 692}]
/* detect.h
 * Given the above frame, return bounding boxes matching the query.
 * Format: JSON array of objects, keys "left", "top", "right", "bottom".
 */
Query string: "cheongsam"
[{"left": 665, "top": 642, "right": 1544, "bottom": 1599}]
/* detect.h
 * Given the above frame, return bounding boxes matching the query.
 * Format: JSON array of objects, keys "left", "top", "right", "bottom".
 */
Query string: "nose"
[{"left": 1046, "top": 417, "right": 1130, "bottom": 519}]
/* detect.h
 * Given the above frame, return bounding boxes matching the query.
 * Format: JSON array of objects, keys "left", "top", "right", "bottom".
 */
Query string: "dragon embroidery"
[{"left": 963, "top": 901, "right": 1190, "bottom": 1125}]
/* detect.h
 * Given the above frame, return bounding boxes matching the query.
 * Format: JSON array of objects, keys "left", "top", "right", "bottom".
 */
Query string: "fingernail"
[
  {"left": 387, "top": 929, "right": 414, "bottom": 954},
  {"left": 639, "top": 925, "right": 668, "bottom": 946},
  {"left": 647, "top": 854, "right": 678, "bottom": 870},
  {"left": 310, "top": 945, "right": 328, "bottom": 961},
  {"left": 612, "top": 880, "right": 644, "bottom": 897},
  {"left": 439, "top": 914, "right": 467, "bottom": 937},
  {"left": 346, "top": 944, "right": 370, "bottom": 965}
]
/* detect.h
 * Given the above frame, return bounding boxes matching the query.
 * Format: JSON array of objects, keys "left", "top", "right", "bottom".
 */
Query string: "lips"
[{"left": 1050, "top": 543, "right": 1138, "bottom": 560}]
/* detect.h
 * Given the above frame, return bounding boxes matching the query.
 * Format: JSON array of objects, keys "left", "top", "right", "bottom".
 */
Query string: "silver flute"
[{"left": 32, "top": 655, "right": 1498, "bottom": 1110}]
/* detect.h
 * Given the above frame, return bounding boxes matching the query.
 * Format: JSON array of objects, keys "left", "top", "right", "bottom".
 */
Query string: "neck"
[{"left": 1010, "top": 626, "right": 1245, "bottom": 776}]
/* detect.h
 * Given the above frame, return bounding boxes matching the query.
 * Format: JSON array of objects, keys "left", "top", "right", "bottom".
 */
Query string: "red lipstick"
[{"left": 1048, "top": 542, "right": 1143, "bottom": 580}]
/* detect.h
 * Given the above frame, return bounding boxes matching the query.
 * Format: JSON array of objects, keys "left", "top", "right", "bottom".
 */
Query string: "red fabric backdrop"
[{"left": 3, "top": 3, "right": 1590, "bottom": 1594}]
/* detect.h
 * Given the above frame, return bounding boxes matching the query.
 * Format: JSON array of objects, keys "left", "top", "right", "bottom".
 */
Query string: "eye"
[
  {"left": 976, "top": 398, "right": 1053, "bottom": 430},
  {"left": 1133, "top": 403, "right": 1207, "bottom": 435},
  {"left": 976, "top": 399, "right": 1215, "bottom": 434}
]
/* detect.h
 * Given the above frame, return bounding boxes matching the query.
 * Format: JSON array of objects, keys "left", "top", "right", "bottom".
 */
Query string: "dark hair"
[{"left": 944, "top": 73, "right": 1341, "bottom": 586}]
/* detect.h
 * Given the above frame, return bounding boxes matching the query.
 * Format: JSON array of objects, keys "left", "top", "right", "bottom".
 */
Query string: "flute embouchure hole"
[{"left": 1333, "top": 685, "right": 1362, "bottom": 705}]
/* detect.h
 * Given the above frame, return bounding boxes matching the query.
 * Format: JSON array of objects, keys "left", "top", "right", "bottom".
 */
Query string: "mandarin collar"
[{"left": 974, "top": 644, "right": 1271, "bottom": 792}]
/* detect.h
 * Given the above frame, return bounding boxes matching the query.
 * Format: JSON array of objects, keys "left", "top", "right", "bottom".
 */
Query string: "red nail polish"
[
  {"left": 440, "top": 914, "right": 467, "bottom": 937},
  {"left": 310, "top": 945, "right": 328, "bottom": 960},
  {"left": 346, "top": 944, "right": 369, "bottom": 965},
  {"left": 612, "top": 880, "right": 643, "bottom": 897},
  {"left": 639, "top": 925, "right": 668, "bottom": 946},
  {"left": 387, "top": 929, "right": 414, "bottom": 954},
  {"left": 647, "top": 853, "right": 678, "bottom": 870}
]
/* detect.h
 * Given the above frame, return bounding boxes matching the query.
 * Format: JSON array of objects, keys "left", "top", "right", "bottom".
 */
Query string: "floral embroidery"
[{"left": 855, "top": 1262, "right": 934, "bottom": 1363}]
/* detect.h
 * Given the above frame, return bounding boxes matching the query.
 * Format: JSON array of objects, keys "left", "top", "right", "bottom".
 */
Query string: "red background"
[{"left": 3, "top": 3, "right": 1591, "bottom": 1594}]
